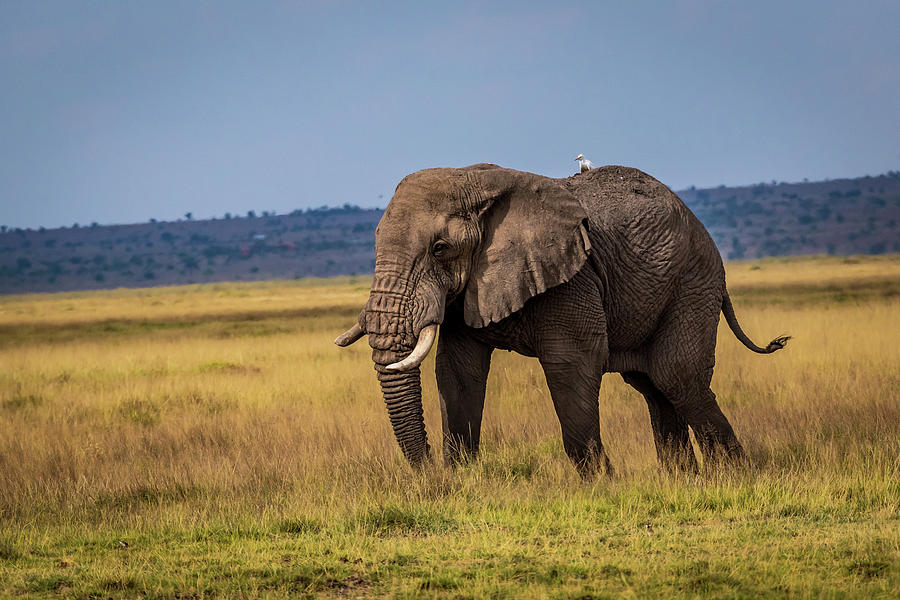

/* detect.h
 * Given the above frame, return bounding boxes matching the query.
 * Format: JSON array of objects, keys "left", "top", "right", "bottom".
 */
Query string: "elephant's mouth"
[
  {"left": 337, "top": 319, "right": 441, "bottom": 363},
  {"left": 383, "top": 324, "right": 438, "bottom": 372}
]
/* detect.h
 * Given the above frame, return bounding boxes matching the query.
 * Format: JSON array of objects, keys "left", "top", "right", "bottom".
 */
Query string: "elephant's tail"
[{"left": 721, "top": 291, "right": 790, "bottom": 354}]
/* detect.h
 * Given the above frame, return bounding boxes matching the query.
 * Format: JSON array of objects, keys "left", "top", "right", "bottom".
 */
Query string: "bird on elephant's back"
[
  {"left": 575, "top": 154, "right": 595, "bottom": 173},
  {"left": 335, "top": 163, "right": 789, "bottom": 475}
]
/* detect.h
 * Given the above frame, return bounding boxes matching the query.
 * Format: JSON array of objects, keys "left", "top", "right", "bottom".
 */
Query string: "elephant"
[{"left": 335, "top": 163, "right": 789, "bottom": 474}]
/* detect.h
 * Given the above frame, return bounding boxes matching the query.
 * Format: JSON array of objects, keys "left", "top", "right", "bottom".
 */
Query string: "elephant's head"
[{"left": 335, "top": 164, "right": 591, "bottom": 464}]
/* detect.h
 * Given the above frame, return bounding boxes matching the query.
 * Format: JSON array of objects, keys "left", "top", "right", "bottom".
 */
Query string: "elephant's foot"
[
  {"left": 442, "top": 435, "right": 480, "bottom": 467},
  {"left": 658, "top": 447, "right": 699, "bottom": 475},
  {"left": 569, "top": 439, "right": 615, "bottom": 479},
  {"left": 694, "top": 433, "right": 749, "bottom": 472}
]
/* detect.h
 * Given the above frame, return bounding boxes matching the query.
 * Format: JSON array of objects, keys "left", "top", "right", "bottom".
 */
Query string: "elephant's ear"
[{"left": 463, "top": 168, "right": 591, "bottom": 328}]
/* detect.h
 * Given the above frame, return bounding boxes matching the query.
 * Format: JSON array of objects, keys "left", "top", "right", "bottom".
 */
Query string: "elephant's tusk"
[
  {"left": 334, "top": 323, "right": 365, "bottom": 347},
  {"left": 385, "top": 325, "right": 438, "bottom": 372}
]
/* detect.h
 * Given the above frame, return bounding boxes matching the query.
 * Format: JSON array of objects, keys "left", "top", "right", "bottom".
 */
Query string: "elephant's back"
[
  {"left": 563, "top": 165, "right": 685, "bottom": 215},
  {"left": 564, "top": 165, "right": 694, "bottom": 257},
  {"left": 564, "top": 166, "right": 718, "bottom": 350}
]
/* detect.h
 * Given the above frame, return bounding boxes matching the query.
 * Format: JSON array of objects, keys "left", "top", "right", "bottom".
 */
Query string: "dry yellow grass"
[
  {"left": 0, "top": 255, "right": 898, "bottom": 598},
  {"left": 725, "top": 254, "right": 900, "bottom": 288},
  {"left": 0, "top": 275, "right": 371, "bottom": 328}
]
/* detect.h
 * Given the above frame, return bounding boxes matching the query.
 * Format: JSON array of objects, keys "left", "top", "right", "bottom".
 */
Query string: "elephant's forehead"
[
  {"left": 378, "top": 202, "right": 449, "bottom": 241},
  {"left": 393, "top": 169, "right": 468, "bottom": 210},
  {"left": 375, "top": 169, "right": 469, "bottom": 249},
  {"left": 377, "top": 201, "right": 451, "bottom": 255}
]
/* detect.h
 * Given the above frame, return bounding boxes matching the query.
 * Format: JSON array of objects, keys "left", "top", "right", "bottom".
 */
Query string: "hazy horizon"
[
  {"left": 5, "top": 168, "right": 899, "bottom": 232},
  {"left": 2, "top": 1, "right": 898, "bottom": 229}
]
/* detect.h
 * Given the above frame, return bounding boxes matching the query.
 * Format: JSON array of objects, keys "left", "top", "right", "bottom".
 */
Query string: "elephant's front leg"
[
  {"left": 531, "top": 272, "right": 612, "bottom": 477},
  {"left": 435, "top": 325, "right": 493, "bottom": 465},
  {"left": 541, "top": 359, "right": 612, "bottom": 477}
]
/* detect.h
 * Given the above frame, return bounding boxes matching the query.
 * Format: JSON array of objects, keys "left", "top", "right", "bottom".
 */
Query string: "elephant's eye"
[{"left": 431, "top": 240, "right": 451, "bottom": 257}]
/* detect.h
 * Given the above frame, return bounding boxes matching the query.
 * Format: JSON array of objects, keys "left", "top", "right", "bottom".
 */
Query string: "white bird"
[{"left": 574, "top": 153, "right": 595, "bottom": 173}]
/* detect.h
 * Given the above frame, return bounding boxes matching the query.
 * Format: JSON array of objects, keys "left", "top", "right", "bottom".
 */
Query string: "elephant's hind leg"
[
  {"left": 647, "top": 297, "right": 746, "bottom": 467},
  {"left": 621, "top": 371, "right": 698, "bottom": 473},
  {"left": 650, "top": 368, "right": 745, "bottom": 467}
]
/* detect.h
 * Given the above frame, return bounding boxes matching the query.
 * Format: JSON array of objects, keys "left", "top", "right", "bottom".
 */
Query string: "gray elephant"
[{"left": 335, "top": 164, "right": 788, "bottom": 474}]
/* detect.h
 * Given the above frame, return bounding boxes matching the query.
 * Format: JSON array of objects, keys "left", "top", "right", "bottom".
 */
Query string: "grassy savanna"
[{"left": 1, "top": 255, "right": 898, "bottom": 598}]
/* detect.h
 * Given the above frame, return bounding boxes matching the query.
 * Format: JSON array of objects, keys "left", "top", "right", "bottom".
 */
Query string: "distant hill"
[
  {"left": 677, "top": 172, "right": 900, "bottom": 260},
  {"left": 0, "top": 206, "right": 381, "bottom": 294},
  {"left": 2, "top": 171, "right": 899, "bottom": 295}
]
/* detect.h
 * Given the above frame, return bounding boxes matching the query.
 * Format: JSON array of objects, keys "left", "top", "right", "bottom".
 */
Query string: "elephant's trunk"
[
  {"left": 365, "top": 280, "right": 432, "bottom": 465},
  {"left": 375, "top": 365, "right": 430, "bottom": 464}
]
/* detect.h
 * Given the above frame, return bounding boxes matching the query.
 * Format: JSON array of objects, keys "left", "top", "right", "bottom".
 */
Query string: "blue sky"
[{"left": 1, "top": 1, "right": 898, "bottom": 228}]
